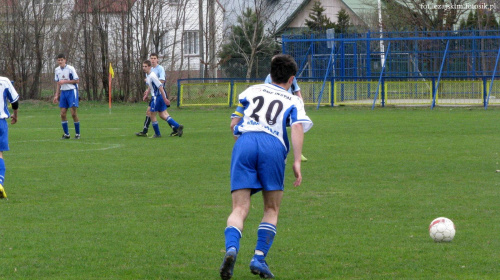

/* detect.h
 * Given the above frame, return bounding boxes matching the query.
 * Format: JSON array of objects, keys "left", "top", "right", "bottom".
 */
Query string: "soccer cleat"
[
  {"left": 220, "top": 249, "right": 237, "bottom": 280},
  {"left": 0, "top": 184, "right": 6, "bottom": 199},
  {"left": 61, "top": 134, "right": 70, "bottom": 139},
  {"left": 177, "top": 125, "right": 184, "bottom": 137},
  {"left": 150, "top": 134, "right": 161, "bottom": 138},
  {"left": 75, "top": 134, "right": 81, "bottom": 139},
  {"left": 135, "top": 131, "right": 148, "bottom": 137},
  {"left": 249, "top": 256, "right": 274, "bottom": 279},
  {"left": 301, "top": 154, "right": 308, "bottom": 162},
  {"left": 170, "top": 125, "right": 184, "bottom": 137}
]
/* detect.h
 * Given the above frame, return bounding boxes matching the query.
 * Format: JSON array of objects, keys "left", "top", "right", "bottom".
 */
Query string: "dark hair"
[
  {"left": 150, "top": 53, "right": 159, "bottom": 58},
  {"left": 270, "top": 54, "right": 297, "bottom": 84},
  {"left": 57, "top": 53, "right": 66, "bottom": 59},
  {"left": 143, "top": 60, "right": 152, "bottom": 67}
]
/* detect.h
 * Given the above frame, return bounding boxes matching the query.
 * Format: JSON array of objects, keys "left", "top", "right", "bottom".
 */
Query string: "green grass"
[{"left": 0, "top": 102, "right": 499, "bottom": 279}]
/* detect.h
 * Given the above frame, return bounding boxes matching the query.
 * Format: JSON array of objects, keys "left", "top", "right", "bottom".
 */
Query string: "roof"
[{"left": 74, "top": 0, "right": 137, "bottom": 13}]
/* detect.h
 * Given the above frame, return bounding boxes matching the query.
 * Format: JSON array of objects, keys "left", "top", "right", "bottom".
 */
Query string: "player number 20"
[{"left": 250, "top": 96, "right": 284, "bottom": 125}]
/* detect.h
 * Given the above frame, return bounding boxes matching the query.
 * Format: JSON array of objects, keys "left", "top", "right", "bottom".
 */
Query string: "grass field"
[{"left": 0, "top": 102, "right": 499, "bottom": 279}]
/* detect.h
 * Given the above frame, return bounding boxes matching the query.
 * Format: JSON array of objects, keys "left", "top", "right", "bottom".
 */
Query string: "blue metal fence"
[{"left": 281, "top": 30, "right": 500, "bottom": 108}]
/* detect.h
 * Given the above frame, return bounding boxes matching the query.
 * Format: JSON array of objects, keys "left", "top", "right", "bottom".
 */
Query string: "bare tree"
[
  {"left": 379, "top": 0, "right": 470, "bottom": 31},
  {"left": 222, "top": 0, "right": 295, "bottom": 79},
  {"left": 0, "top": 0, "right": 64, "bottom": 99}
]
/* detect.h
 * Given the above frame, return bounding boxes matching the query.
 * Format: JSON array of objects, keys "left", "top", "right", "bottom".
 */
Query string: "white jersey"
[
  {"left": 145, "top": 71, "right": 163, "bottom": 97},
  {"left": 0, "top": 77, "right": 19, "bottom": 119},
  {"left": 232, "top": 83, "right": 313, "bottom": 151},
  {"left": 54, "top": 64, "right": 79, "bottom": 91}
]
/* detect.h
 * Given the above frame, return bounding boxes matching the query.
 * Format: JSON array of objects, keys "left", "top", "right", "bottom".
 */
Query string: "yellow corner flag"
[{"left": 109, "top": 63, "right": 115, "bottom": 79}]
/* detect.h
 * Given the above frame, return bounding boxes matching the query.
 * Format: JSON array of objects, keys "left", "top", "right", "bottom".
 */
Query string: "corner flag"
[
  {"left": 109, "top": 63, "right": 115, "bottom": 78},
  {"left": 109, "top": 63, "right": 114, "bottom": 111}
]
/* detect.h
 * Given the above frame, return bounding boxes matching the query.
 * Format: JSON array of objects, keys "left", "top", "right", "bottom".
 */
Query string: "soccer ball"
[{"left": 429, "top": 217, "right": 455, "bottom": 242}]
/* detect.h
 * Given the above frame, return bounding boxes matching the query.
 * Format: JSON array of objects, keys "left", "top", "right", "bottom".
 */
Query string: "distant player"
[
  {"left": 142, "top": 60, "right": 183, "bottom": 138},
  {"left": 136, "top": 53, "right": 168, "bottom": 137},
  {"left": 219, "top": 54, "right": 313, "bottom": 279},
  {"left": 53, "top": 53, "right": 81, "bottom": 139},
  {"left": 265, "top": 63, "right": 308, "bottom": 162},
  {"left": 0, "top": 77, "right": 19, "bottom": 199},
  {"left": 264, "top": 74, "right": 303, "bottom": 99}
]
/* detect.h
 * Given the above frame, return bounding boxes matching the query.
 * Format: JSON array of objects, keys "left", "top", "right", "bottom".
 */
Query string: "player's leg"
[
  {"left": 149, "top": 111, "right": 161, "bottom": 138},
  {"left": 161, "top": 110, "right": 183, "bottom": 137},
  {"left": 60, "top": 107, "right": 70, "bottom": 139},
  {"left": 136, "top": 108, "right": 151, "bottom": 136},
  {"left": 0, "top": 152, "right": 5, "bottom": 198},
  {"left": 0, "top": 121, "right": 7, "bottom": 198},
  {"left": 249, "top": 190, "right": 281, "bottom": 279},
  {"left": 250, "top": 134, "right": 286, "bottom": 279},
  {"left": 220, "top": 189, "right": 251, "bottom": 280},
  {"left": 70, "top": 107, "right": 80, "bottom": 139},
  {"left": 59, "top": 90, "right": 70, "bottom": 139}
]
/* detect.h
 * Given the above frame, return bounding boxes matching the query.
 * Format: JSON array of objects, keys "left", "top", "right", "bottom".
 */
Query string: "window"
[{"left": 183, "top": 31, "right": 199, "bottom": 55}]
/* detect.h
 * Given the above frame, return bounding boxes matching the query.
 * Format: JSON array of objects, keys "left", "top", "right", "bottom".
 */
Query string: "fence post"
[
  {"left": 485, "top": 45, "right": 500, "bottom": 110},
  {"left": 229, "top": 79, "right": 234, "bottom": 107},
  {"left": 432, "top": 40, "right": 450, "bottom": 109},
  {"left": 372, "top": 42, "right": 391, "bottom": 110},
  {"left": 177, "top": 79, "right": 181, "bottom": 107}
]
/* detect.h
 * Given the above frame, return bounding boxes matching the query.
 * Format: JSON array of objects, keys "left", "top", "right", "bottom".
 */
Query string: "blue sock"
[
  {"left": 0, "top": 158, "right": 5, "bottom": 185},
  {"left": 166, "top": 116, "right": 180, "bottom": 129},
  {"left": 62, "top": 121, "right": 69, "bottom": 135},
  {"left": 74, "top": 122, "right": 80, "bottom": 135},
  {"left": 152, "top": 121, "right": 160, "bottom": 136},
  {"left": 255, "top": 223, "right": 276, "bottom": 257},
  {"left": 224, "top": 226, "right": 242, "bottom": 253}
]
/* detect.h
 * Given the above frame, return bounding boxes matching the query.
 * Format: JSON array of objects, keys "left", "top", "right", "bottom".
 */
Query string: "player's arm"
[
  {"left": 159, "top": 86, "right": 171, "bottom": 106},
  {"left": 230, "top": 103, "right": 244, "bottom": 141},
  {"left": 58, "top": 79, "right": 79, "bottom": 85},
  {"left": 53, "top": 83, "right": 61, "bottom": 103},
  {"left": 230, "top": 117, "right": 241, "bottom": 141},
  {"left": 295, "top": 90, "right": 303, "bottom": 99},
  {"left": 10, "top": 101, "right": 18, "bottom": 124},
  {"left": 291, "top": 122, "right": 304, "bottom": 187}
]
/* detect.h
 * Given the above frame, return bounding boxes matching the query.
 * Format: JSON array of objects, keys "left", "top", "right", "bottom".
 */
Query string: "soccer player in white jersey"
[
  {"left": 0, "top": 77, "right": 19, "bottom": 199},
  {"left": 53, "top": 54, "right": 81, "bottom": 139},
  {"left": 142, "top": 60, "right": 183, "bottom": 138},
  {"left": 220, "top": 54, "right": 313, "bottom": 279},
  {"left": 265, "top": 73, "right": 308, "bottom": 162},
  {"left": 136, "top": 53, "right": 169, "bottom": 136}
]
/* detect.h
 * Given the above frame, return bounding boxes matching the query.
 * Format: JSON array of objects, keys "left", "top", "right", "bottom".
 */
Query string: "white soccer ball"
[{"left": 429, "top": 217, "right": 455, "bottom": 242}]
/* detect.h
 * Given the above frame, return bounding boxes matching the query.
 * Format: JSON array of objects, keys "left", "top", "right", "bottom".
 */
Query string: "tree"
[
  {"left": 219, "top": 7, "right": 278, "bottom": 79},
  {"left": 305, "top": 2, "right": 351, "bottom": 34},
  {"left": 335, "top": 9, "right": 351, "bottom": 34},
  {"left": 220, "top": 0, "right": 296, "bottom": 79},
  {"left": 305, "top": 1, "right": 335, "bottom": 32},
  {"left": 380, "top": 0, "right": 470, "bottom": 31}
]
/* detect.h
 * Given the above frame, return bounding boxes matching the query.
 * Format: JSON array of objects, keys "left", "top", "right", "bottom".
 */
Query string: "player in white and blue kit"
[
  {"left": 265, "top": 66, "right": 308, "bottom": 162},
  {"left": 0, "top": 77, "right": 19, "bottom": 199},
  {"left": 136, "top": 53, "right": 169, "bottom": 136},
  {"left": 53, "top": 54, "right": 80, "bottom": 139},
  {"left": 141, "top": 60, "right": 183, "bottom": 138},
  {"left": 220, "top": 55, "right": 313, "bottom": 280}
]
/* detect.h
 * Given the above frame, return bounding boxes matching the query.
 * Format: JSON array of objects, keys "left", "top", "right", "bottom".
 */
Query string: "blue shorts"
[
  {"left": 59, "top": 89, "right": 79, "bottom": 108},
  {"left": 0, "top": 119, "right": 9, "bottom": 152},
  {"left": 149, "top": 95, "right": 167, "bottom": 112},
  {"left": 230, "top": 132, "right": 287, "bottom": 194}
]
